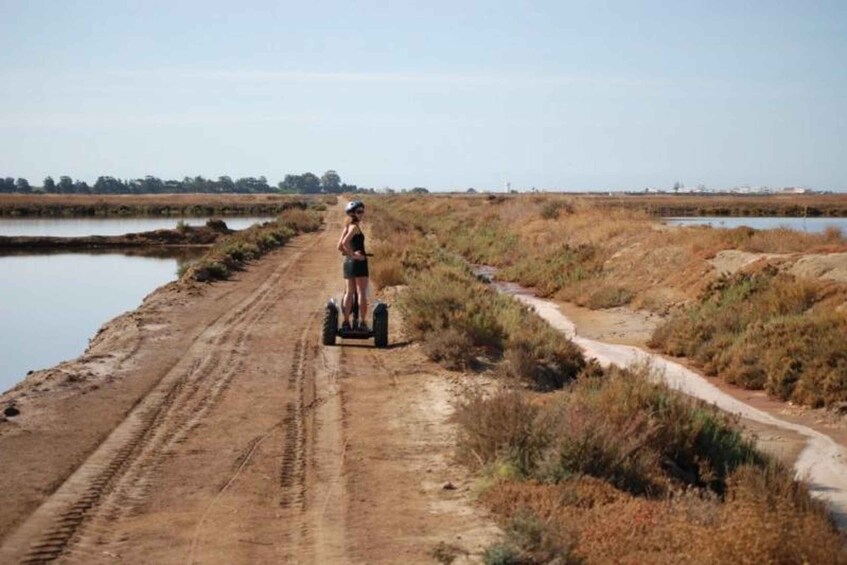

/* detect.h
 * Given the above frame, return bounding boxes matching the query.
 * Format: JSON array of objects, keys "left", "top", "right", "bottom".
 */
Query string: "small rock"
[
  {"left": 833, "top": 402, "right": 847, "bottom": 415},
  {"left": 4, "top": 405, "right": 20, "bottom": 417},
  {"left": 442, "top": 482, "right": 456, "bottom": 490}
]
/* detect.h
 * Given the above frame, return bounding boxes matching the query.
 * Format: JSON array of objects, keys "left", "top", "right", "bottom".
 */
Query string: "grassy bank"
[
  {"left": 649, "top": 267, "right": 847, "bottom": 407},
  {"left": 590, "top": 193, "right": 847, "bottom": 217},
  {"left": 185, "top": 207, "right": 322, "bottom": 282},
  {"left": 375, "top": 194, "right": 847, "bottom": 408},
  {"left": 366, "top": 200, "right": 846, "bottom": 563},
  {"left": 0, "top": 193, "right": 324, "bottom": 217}
]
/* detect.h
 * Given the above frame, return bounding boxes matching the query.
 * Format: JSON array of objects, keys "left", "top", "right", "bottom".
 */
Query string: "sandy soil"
[
  {"left": 0, "top": 208, "right": 498, "bottom": 563},
  {"left": 709, "top": 249, "right": 847, "bottom": 284}
]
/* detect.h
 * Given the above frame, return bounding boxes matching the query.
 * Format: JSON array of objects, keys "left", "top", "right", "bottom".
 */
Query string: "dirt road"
[{"left": 0, "top": 212, "right": 497, "bottom": 563}]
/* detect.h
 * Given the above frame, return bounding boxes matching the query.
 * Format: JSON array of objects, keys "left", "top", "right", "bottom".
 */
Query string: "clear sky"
[{"left": 1, "top": 1, "right": 845, "bottom": 191}]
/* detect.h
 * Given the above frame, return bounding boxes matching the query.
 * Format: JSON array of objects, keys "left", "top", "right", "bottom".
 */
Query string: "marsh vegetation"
[
  {"left": 373, "top": 194, "right": 847, "bottom": 408},
  {"left": 367, "top": 197, "right": 846, "bottom": 563}
]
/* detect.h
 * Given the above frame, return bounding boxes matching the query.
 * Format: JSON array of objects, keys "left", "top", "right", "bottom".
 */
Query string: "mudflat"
[{"left": 0, "top": 211, "right": 497, "bottom": 563}]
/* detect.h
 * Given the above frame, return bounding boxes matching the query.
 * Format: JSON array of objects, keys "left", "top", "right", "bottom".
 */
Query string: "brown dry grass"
[
  {"left": 589, "top": 193, "right": 847, "bottom": 217},
  {"left": 0, "top": 193, "right": 317, "bottom": 217},
  {"left": 463, "top": 366, "right": 845, "bottom": 563},
  {"left": 365, "top": 199, "right": 847, "bottom": 561},
  {"left": 649, "top": 267, "right": 847, "bottom": 406},
  {"left": 377, "top": 194, "right": 847, "bottom": 407}
]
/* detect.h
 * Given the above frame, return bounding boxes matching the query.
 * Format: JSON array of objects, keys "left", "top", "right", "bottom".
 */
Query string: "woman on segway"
[{"left": 337, "top": 200, "right": 369, "bottom": 331}]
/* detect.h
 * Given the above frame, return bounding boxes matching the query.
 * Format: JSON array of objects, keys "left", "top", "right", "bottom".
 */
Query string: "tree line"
[{"left": 0, "top": 170, "right": 366, "bottom": 195}]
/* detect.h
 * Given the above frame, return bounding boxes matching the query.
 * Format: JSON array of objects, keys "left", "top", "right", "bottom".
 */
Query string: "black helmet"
[{"left": 345, "top": 200, "right": 364, "bottom": 215}]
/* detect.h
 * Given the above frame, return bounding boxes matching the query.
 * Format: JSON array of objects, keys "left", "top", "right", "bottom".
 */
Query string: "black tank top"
[{"left": 350, "top": 229, "right": 366, "bottom": 255}]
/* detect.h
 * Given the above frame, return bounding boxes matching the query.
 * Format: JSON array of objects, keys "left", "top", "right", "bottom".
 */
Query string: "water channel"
[
  {"left": 0, "top": 216, "right": 272, "bottom": 393},
  {"left": 664, "top": 216, "right": 847, "bottom": 234}
]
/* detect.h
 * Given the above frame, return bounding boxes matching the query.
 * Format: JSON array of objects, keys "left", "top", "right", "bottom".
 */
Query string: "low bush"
[
  {"left": 459, "top": 365, "right": 761, "bottom": 496},
  {"left": 539, "top": 200, "right": 574, "bottom": 220},
  {"left": 185, "top": 209, "right": 321, "bottom": 282},
  {"left": 466, "top": 368, "right": 844, "bottom": 562},
  {"left": 481, "top": 471, "right": 844, "bottom": 564},
  {"left": 650, "top": 268, "right": 847, "bottom": 406},
  {"left": 398, "top": 244, "right": 585, "bottom": 387},
  {"left": 456, "top": 391, "right": 545, "bottom": 476}
]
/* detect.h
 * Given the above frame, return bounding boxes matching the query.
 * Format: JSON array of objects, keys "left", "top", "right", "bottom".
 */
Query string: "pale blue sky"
[{"left": 1, "top": 1, "right": 845, "bottom": 191}]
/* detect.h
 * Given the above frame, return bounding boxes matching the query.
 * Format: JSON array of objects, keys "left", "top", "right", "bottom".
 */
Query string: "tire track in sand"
[{"left": 0, "top": 237, "right": 320, "bottom": 564}]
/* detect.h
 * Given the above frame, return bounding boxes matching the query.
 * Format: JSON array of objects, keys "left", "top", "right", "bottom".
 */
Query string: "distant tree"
[
  {"left": 277, "top": 176, "right": 298, "bottom": 193},
  {"left": 216, "top": 176, "right": 234, "bottom": 193},
  {"left": 57, "top": 176, "right": 74, "bottom": 194},
  {"left": 466, "top": 188, "right": 477, "bottom": 194},
  {"left": 73, "top": 180, "right": 91, "bottom": 194},
  {"left": 15, "top": 178, "right": 32, "bottom": 193},
  {"left": 673, "top": 181, "right": 682, "bottom": 193},
  {"left": 321, "top": 170, "right": 342, "bottom": 193},
  {"left": 410, "top": 187, "right": 429, "bottom": 194},
  {"left": 299, "top": 172, "right": 321, "bottom": 194},
  {"left": 1, "top": 177, "right": 14, "bottom": 193},
  {"left": 94, "top": 176, "right": 126, "bottom": 194},
  {"left": 43, "top": 176, "right": 56, "bottom": 192}
]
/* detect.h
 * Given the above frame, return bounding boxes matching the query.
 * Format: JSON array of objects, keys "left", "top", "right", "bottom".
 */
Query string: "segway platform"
[{"left": 322, "top": 297, "right": 389, "bottom": 348}]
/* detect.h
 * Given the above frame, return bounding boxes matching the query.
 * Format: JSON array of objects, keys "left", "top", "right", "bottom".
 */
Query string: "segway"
[{"left": 323, "top": 289, "right": 389, "bottom": 348}]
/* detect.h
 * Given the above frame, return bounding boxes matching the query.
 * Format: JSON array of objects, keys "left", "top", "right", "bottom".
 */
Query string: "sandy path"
[
  {"left": 0, "top": 211, "right": 497, "bottom": 563},
  {"left": 500, "top": 285, "right": 847, "bottom": 528}
]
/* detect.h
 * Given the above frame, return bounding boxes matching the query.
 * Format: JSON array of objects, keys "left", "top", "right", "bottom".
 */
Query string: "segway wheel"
[
  {"left": 373, "top": 303, "right": 389, "bottom": 348},
  {"left": 322, "top": 303, "right": 338, "bottom": 346}
]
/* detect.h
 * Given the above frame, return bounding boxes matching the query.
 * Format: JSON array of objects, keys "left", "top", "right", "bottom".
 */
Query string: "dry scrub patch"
[
  {"left": 366, "top": 199, "right": 846, "bottom": 562},
  {"left": 377, "top": 194, "right": 847, "bottom": 407}
]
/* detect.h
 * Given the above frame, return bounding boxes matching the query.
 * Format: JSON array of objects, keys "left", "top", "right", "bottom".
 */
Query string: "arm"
[{"left": 337, "top": 226, "right": 351, "bottom": 256}]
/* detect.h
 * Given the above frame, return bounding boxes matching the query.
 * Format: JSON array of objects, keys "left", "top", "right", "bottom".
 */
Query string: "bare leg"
[
  {"left": 355, "top": 277, "right": 369, "bottom": 327},
  {"left": 342, "top": 278, "right": 356, "bottom": 323}
]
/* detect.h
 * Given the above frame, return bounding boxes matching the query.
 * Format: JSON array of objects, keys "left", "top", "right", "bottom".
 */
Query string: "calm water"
[
  {"left": 664, "top": 216, "right": 847, "bottom": 234},
  {"left": 0, "top": 216, "right": 274, "bottom": 237},
  {"left": 0, "top": 251, "right": 203, "bottom": 393}
]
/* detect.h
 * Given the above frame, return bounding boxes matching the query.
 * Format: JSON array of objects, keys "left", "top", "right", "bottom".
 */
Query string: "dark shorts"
[{"left": 343, "top": 258, "right": 369, "bottom": 279}]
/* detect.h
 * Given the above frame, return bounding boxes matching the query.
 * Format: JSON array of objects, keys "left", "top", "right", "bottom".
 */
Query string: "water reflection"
[
  {"left": 664, "top": 216, "right": 847, "bottom": 234},
  {"left": 0, "top": 216, "right": 274, "bottom": 237},
  {"left": 0, "top": 249, "right": 205, "bottom": 393}
]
